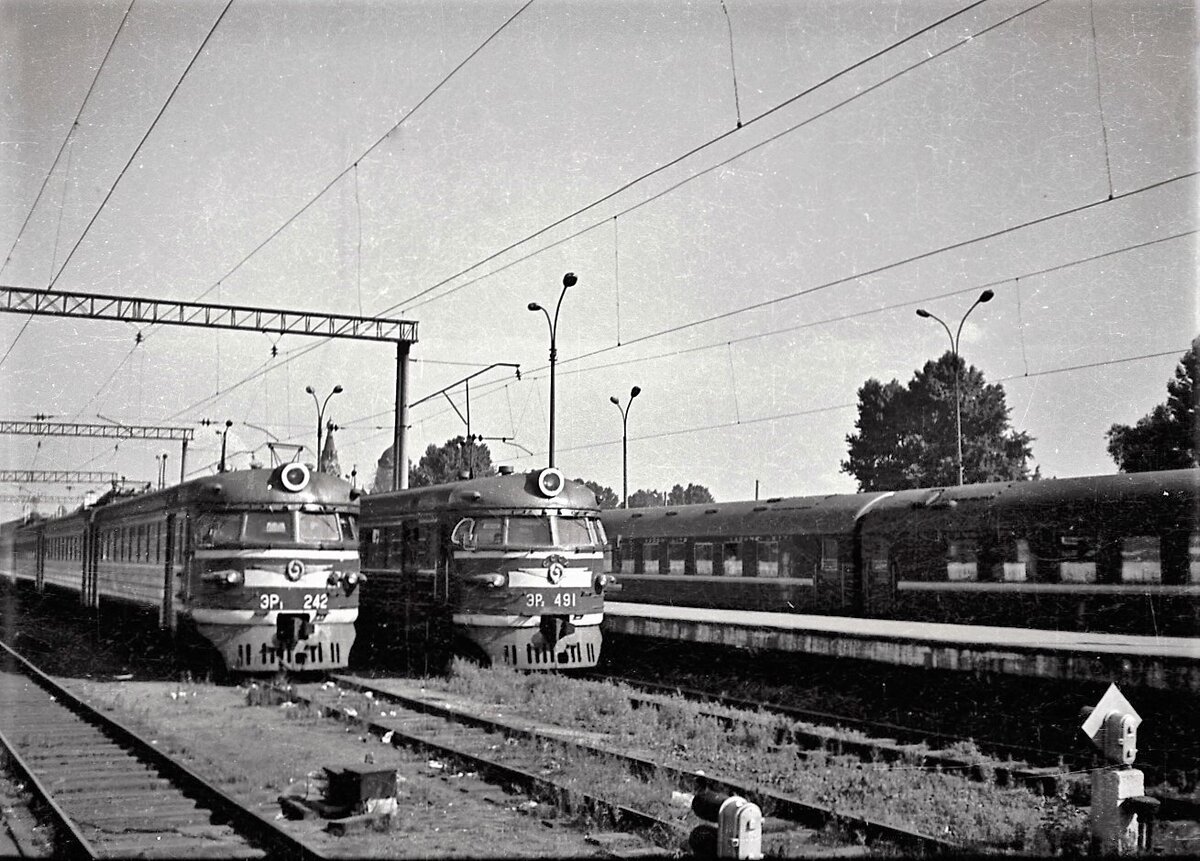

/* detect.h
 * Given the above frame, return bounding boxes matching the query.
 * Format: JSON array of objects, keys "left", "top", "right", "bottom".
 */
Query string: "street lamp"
[
  {"left": 915, "top": 289, "right": 993, "bottom": 485},
  {"left": 217, "top": 420, "right": 233, "bottom": 473},
  {"left": 305, "top": 384, "right": 343, "bottom": 464},
  {"left": 528, "top": 272, "right": 578, "bottom": 467},
  {"left": 609, "top": 386, "right": 641, "bottom": 508}
]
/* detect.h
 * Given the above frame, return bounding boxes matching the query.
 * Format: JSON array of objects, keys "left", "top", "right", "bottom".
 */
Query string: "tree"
[
  {"left": 372, "top": 436, "right": 495, "bottom": 492},
  {"left": 667, "top": 483, "right": 714, "bottom": 505},
  {"left": 575, "top": 479, "right": 619, "bottom": 509},
  {"left": 842, "top": 352, "right": 1034, "bottom": 490},
  {"left": 1106, "top": 337, "right": 1199, "bottom": 472},
  {"left": 626, "top": 483, "right": 715, "bottom": 508},
  {"left": 627, "top": 488, "right": 664, "bottom": 509}
]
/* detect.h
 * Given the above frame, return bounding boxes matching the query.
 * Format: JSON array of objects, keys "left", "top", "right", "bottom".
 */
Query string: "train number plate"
[
  {"left": 256, "top": 592, "right": 329, "bottom": 612},
  {"left": 521, "top": 589, "right": 588, "bottom": 610}
]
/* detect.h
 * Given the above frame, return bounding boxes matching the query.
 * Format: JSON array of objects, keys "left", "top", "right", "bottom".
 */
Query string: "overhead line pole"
[{"left": 0, "top": 286, "right": 418, "bottom": 489}]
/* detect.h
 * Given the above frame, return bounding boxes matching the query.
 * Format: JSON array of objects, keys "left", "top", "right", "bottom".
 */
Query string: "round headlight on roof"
[
  {"left": 280, "top": 462, "right": 311, "bottom": 492},
  {"left": 536, "top": 467, "right": 564, "bottom": 498}
]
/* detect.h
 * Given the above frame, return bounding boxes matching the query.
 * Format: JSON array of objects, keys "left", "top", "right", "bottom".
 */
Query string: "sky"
[{"left": 0, "top": 0, "right": 1196, "bottom": 518}]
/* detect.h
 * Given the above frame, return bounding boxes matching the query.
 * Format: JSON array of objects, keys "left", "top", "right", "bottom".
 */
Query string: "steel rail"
[
  {"left": 278, "top": 679, "right": 686, "bottom": 851},
  {"left": 0, "top": 723, "right": 98, "bottom": 858},
  {"left": 0, "top": 640, "right": 327, "bottom": 860},
  {"left": 329, "top": 675, "right": 960, "bottom": 855}
]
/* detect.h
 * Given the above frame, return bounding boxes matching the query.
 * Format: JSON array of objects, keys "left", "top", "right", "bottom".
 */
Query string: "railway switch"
[{"left": 689, "top": 790, "right": 763, "bottom": 860}]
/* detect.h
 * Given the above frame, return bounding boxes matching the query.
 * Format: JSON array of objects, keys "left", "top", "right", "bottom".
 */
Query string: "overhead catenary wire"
[
  {"left": 154, "top": 175, "right": 1197, "bottom": 434},
  {"left": 0, "top": 0, "right": 138, "bottom": 276},
  {"left": 0, "top": 0, "right": 235, "bottom": 373},
  {"left": 384, "top": 0, "right": 997, "bottom": 315}
]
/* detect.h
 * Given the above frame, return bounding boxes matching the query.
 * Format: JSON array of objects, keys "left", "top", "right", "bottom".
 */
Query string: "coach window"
[
  {"left": 820, "top": 537, "right": 839, "bottom": 573},
  {"left": 1058, "top": 535, "right": 1097, "bottom": 583},
  {"left": 1119, "top": 535, "right": 1161, "bottom": 583},
  {"left": 996, "top": 537, "right": 1030, "bottom": 582},
  {"left": 1190, "top": 532, "right": 1200, "bottom": 583},
  {"left": 945, "top": 537, "right": 978, "bottom": 581},
  {"left": 758, "top": 539, "right": 780, "bottom": 578},
  {"left": 641, "top": 539, "right": 660, "bottom": 574},
  {"left": 668, "top": 540, "right": 687, "bottom": 575},
  {"left": 472, "top": 517, "right": 504, "bottom": 548},
  {"left": 721, "top": 541, "right": 741, "bottom": 576},
  {"left": 695, "top": 542, "right": 713, "bottom": 575}
]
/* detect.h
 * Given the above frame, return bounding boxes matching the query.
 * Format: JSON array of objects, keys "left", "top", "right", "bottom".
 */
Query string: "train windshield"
[
  {"left": 195, "top": 514, "right": 242, "bottom": 547},
  {"left": 198, "top": 510, "right": 356, "bottom": 546},
  {"left": 458, "top": 514, "right": 603, "bottom": 550},
  {"left": 298, "top": 513, "right": 340, "bottom": 544},
  {"left": 556, "top": 516, "right": 604, "bottom": 550},
  {"left": 506, "top": 516, "right": 553, "bottom": 547}
]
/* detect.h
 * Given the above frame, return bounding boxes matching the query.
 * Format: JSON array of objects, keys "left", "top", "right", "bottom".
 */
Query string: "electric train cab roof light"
[
  {"left": 536, "top": 467, "right": 564, "bottom": 498},
  {"left": 279, "top": 463, "right": 311, "bottom": 493}
]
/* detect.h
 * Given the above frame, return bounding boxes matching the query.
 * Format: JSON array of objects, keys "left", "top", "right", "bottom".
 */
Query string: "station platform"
[{"left": 603, "top": 602, "right": 1200, "bottom": 693}]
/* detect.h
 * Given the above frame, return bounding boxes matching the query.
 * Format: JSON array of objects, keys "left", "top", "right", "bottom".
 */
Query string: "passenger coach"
[{"left": 603, "top": 469, "right": 1199, "bottom": 636}]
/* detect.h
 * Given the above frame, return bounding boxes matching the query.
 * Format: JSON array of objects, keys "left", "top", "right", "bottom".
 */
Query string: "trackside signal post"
[{"left": 1080, "top": 684, "right": 1158, "bottom": 854}]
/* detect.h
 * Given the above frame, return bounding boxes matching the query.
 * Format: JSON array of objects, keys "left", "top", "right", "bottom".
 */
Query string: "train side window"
[
  {"left": 641, "top": 539, "right": 659, "bottom": 575},
  {"left": 338, "top": 513, "right": 358, "bottom": 544},
  {"left": 721, "top": 541, "right": 741, "bottom": 576},
  {"left": 758, "top": 539, "right": 780, "bottom": 578},
  {"left": 385, "top": 526, "right": 406, "bottom": 568},
  {"left": 996, "top": 538, "right": 1030, "bottom": 582},
  {"left": 695, "top": 542, "right": 713, "bottom": 575},
  {"left": 946, "top": 538, "right": 978, "bottom": 581},
  {"left": 1191, "top": 533, "right": 1200, "bottom": 584},
  {"left": 820, "top": 537, "right": 839, "bottom": 572},
  {"left": 1120, "top": 535, "right": 1162, "bottom": 583},
  {"left": 668, "top": 540, "right": 687, "bottom": 575},
  {"left": 1059, "top": 535, "right": 1097, "bottom": 583}
]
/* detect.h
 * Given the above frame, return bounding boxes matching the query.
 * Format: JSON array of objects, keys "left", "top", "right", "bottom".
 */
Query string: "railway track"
[
  {"left": 282, "top": 674, "right": 962, "bottom": 855},
  {"left": 0, "top": 641, "right": 321, "bottom": 860},
  {"left": 594, "top": 671, "right": 1200, "bottom": 821}
]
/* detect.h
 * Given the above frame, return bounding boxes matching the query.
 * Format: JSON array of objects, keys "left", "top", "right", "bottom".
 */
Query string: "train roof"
[
  {"left": 2, "top": 466, "right": 356, "bottom": 531},
  {"left": 863, "top": 468, "right": 1200, "bottom": 530},
  {"left": 362, "top": 468, "right": 597, "bottom": 521},
  {"left": 602, "top": 492, "right": 890, "bottom": 539},
  {"left": 603, "top": 469, "right": 1200, "bottom": 539}
]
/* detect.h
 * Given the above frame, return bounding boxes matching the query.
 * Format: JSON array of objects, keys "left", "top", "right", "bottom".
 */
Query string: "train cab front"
[
  {"left": 187, "top": 463, "right": 361, "bottom": 672},
  {"left": 450, "top": 468, "right": 609, "bottom": 670}
]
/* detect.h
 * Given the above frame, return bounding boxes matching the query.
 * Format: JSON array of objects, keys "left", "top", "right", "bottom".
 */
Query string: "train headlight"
[
  {"left": 469, "top": 572, "right": 507, "bottom": 588},
  {"left": 593, "top": 573, "right": 608, "bottom": 593},
  {"left": 341, "top": 570, "right": 363, "bottom": 596},
  {"left": 536, "top": 467, "right": 564, "bottom": 498},
  {"left": 225, "top": 569, "right": 244, "bottom": 586},
  {"left": 279, "top": 462, "right": 311, "bottom": 492},
  {"left": 327, "top": 571, "right": 341, "bottom": 587}
]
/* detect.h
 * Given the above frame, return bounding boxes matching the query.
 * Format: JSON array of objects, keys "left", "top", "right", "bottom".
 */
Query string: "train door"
[
  {"left": 859, "top": 532, "right": 897, "bottom": 616},
  {"left": 81, "top": 521, "right": 95, "bottom": 607},
  {"left": 162, "top": 513, "right": 177, "bottom": 630},
  {"left": 35, "top": 531, "right": 44, "bottom": 593}
]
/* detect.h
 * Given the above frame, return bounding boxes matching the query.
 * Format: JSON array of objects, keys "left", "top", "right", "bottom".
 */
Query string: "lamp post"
[
  {"left": 217, "top": 420, "right": 233, "bottom": 473},
  {"left": 609, "top": 386, "right": 641, "bottom": 508},
  {"left": 305, "top": 384, "right": 343, "bottom": 463},
  {"left": 527, "top": 272, "right": 578, "bottom": 468},
  {"left": 915, "top": 289, "right": 993, "bottom": 485}
]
